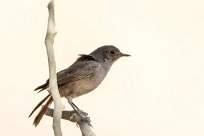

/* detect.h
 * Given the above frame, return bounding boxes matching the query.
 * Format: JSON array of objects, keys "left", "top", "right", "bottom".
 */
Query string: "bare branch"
[
  {"left": 44, "top": 1, "right": 62, "bottom": 136},
  {"left": 45, "top": 108, "right": 96, "bottom": 136},
  {"left": 43, "top": 1, "right": 96, "bottom": 136}
]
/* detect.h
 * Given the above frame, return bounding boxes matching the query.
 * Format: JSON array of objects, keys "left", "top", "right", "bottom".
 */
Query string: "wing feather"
[
  {"left": 57, "top": 59, "right": 99, "bottom": 87},
  {"left": 34, "top": 55, "right": 99, "bottom": 92}
]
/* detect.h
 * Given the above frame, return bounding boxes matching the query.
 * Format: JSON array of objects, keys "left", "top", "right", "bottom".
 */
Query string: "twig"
[{"left": 44, "top": 1, "right": 62, "bottom": 136}]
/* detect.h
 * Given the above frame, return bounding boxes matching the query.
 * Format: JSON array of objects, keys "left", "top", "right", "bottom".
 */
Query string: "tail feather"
[
  {"left": 29, "top": 94, "right": 51, "bottom": 118},
  {"left": 33, "top": 96, "right": 53, "bottom": 127},
  {"left": 34, "top": 80, "right": 49, "bottom": 93},
  {"left": 29, "top": 94, "right": 53, "bottom": 127}
]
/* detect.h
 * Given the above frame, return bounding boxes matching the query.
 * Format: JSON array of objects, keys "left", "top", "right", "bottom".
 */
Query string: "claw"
[
  {"left": 67, "top": 99, "right": 92, "bottom": 126},
  {"left": 81, "top": 116, "right": 92, "bottom": 127}
]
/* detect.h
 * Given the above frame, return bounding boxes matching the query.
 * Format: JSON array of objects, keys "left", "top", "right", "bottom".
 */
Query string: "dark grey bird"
[{"left": 29, "top": 45, "right": 130, "bottom": 126}]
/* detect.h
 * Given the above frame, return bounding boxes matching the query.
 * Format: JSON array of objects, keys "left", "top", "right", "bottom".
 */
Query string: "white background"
[{"left": 0, "top": 0, "right": 204, "bottom": 135}]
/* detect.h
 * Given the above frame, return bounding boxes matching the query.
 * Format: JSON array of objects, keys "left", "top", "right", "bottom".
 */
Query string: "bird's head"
[{"left": 89, "top": 45, "right": 130, "bottom": 64}]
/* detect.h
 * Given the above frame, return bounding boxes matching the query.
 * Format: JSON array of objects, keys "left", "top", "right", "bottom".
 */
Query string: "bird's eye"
[{"left": 109, "top": 50, "right": 115, "bottom": 55}]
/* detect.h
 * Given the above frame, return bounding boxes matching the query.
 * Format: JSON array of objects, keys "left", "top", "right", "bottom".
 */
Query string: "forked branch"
[{"left": 45, "top": 108, "right": 96, "bottom": 136}]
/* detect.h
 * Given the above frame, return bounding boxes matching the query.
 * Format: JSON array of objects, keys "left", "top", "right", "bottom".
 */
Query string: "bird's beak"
[{"left": 120, "top": 53, "right": 131, "bottom": 57}]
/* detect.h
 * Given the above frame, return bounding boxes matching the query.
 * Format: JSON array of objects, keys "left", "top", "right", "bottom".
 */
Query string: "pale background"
[{"left": 0, "top": 0, "right": 204, "bottom": 136}]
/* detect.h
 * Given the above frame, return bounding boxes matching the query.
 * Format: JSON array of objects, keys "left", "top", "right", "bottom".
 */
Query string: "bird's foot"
[
  {"left": 74, "top": 109, "right": 92, "bottom": 127},
  {"left": 67, "top": 100, "right": 92, "bottom": 126}
]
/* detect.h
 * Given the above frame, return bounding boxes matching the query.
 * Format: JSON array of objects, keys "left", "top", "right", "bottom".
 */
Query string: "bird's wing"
[
  {"left": 56, "top": 55, "right": 100, "bottom": 87},
  {"left": 34, "top": 55, "right": 99, "bottom": 92}
]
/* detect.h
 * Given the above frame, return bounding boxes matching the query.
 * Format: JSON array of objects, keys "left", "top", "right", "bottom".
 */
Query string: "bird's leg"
[
  {"left": 71, "top": 102, "right": 88, "bottom": 116},
  {"left": 67, "top": 99, "right": 81, "bottom": 113},
  {"left": 70, "top": 101, "right": 80, "bottom": 111},
  {"left": 67, "top": 99, "right": 91, "bottom": 126}
]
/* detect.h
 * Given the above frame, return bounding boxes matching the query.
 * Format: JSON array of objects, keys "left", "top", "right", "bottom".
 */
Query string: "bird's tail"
[
  {"left": 29, "top": 94, "right": 53, "bottom": 127},
  {"left": 34, "top": 80, "right": 49, "bottom": 93}
]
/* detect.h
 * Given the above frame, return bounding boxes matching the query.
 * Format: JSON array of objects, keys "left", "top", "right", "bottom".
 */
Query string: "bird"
[{"left": 29, "top": 45, "right": 130, "bottom": 126}]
